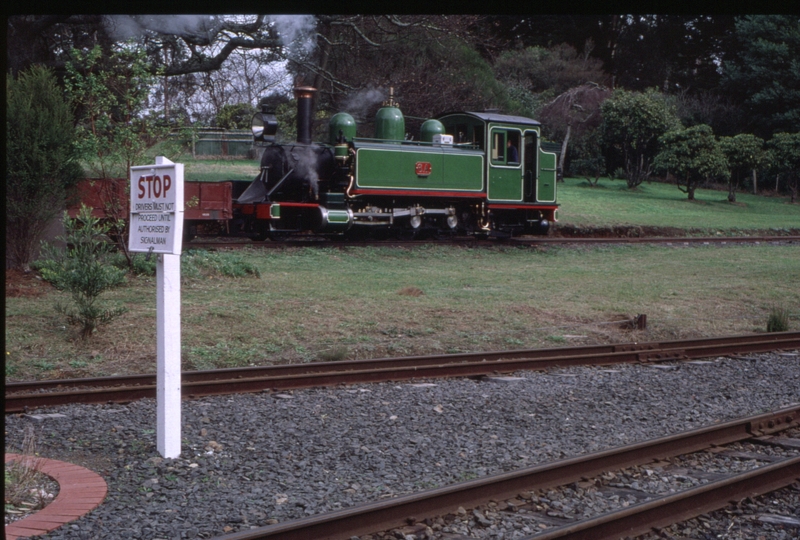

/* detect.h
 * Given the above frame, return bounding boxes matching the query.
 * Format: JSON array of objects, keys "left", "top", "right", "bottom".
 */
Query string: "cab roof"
[{"left": 437, "top": 111, "right": 542, "bottom": 127}]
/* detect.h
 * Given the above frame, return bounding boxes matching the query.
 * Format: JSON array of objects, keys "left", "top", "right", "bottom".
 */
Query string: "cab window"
[
  {"left": 491, "top": 131, "right": 506, "bottom": 162},
  {"left": 491, "top": 129, "right": 521, "bottom": 166}
]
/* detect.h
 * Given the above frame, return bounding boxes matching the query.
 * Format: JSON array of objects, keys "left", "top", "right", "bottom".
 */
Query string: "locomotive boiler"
[{"left": 232, "top": 86, "right": 558, "bottom": 240}]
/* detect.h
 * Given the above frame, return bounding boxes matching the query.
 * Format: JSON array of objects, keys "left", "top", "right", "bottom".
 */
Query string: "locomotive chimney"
[{"left": 293, "top": 86, "right": 317, "bottom": 145}]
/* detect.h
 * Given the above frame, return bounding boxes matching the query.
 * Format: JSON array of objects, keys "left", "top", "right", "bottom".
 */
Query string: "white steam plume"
[
  {"left": 342, "top": 87, "right": 386, "bottom": 121},
  {"left": 268, "top": 15, "right": 317, "bottom": 58}
]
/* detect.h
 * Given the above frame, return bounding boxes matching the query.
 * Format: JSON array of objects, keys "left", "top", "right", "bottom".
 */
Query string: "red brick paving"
[{"left": 5, "top": 454, "right": 107, "bottom": 540}]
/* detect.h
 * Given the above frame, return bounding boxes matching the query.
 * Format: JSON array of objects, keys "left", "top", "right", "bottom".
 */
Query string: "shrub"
[
  {"left": 6, "top": 65, "right": 83, "bottom": 270},
  {"left": 110, "top": 252, "right": 156, "bottom": 276},
  {"left": 36, "top": 206, "right": 127, "bottom": 339},
  {"left": 766, "top": 307, "right": 790, "bottom": 332},
  {"left": 5, "top": 426, "right": 54, "bottom": 511}
]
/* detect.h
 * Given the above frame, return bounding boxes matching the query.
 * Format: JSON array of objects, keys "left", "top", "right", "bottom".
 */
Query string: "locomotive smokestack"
[{"left": 294, "top": 86, "right": 317, "bottom": 145}]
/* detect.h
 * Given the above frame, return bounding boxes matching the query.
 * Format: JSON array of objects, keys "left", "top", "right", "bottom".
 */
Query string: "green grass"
[
  {"left": 9, "top": 163, "right": 800, "bottom": 379},
  {"left": 6, "top": 244, "right": 799, "bottom": 380},
  {"left": 82, "top": 144, "right": 798, "bottom": 231},
  {"left": 557, "top": 176, "right": 800, "bottom": 232},
  {"left": 83, "top": 155, "right": 260, "bottom": 183},
  {"left": 178, "top": 156, "right": 260, "bottom": 183},
  {"left": 82, "top": 141, "right": 260, "bottom": 182}
]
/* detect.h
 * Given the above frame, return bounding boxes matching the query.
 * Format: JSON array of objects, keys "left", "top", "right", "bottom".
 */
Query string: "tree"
[
  {"left": 655, "top": 124, "right": 729, "bottom": 200},
  {"left": 64, "top": 43, "right": 164, "bottom": 179},
  {"left": 7, "top": 15, "right": 295, "bottom": 125},
  {"left": 481, "top": 15, "right": 735, "bottom": 94},
  {"left": 6, "top": 65, "right": 83, "bottom": 271},
  {"left": 722, "top": 15, "right": 800, "bottom": 138},
  {"left": 64, "top": 42, "right": 171, "bottom": 268},
  {"left": 600, "top": 88, "right": 681, "bottom": 189},
  {"left": 611, "top": 15, "right": 735, "bottom": 93},
  {"left": 187, "top": 48, "right": 289, "bottom": 125},
  {"left": 7, "top": 15, "right": 285, "bottom": 78},
  {"left": 538, "top": 83, "right": 612, "bottom": 177},
  {"left": 36, "top": 206, "right": 128, "bottom": 339},
  {"left": 719, "top": 134, "right": 767, "bottom": 201},
  {"left": 304, "top": 16, "right": 510, "bottom": 127},
  {"left": 493, "top": 43, "right": 608, "bottom": 97},
  {"left": 768, "top": 132, "right": 800, "bottom": 203},
  {"left": 215, "top": 103, "right": 256, "bottom": 129},
  {"left": 673, "top": 90, "right": 744, "bottom": 137}
]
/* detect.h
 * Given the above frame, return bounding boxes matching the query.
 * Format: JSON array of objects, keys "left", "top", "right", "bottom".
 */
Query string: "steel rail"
[
  {"left": 209, "top": 406, "right": 800, "bottom": 540},
  {"left": 524, "top": 456, "right": 800, "bottom": 540},
  {"left": 6, "top": 333, "right": 799, "bottom": 412},
  {"left": 515, "top": 235, "right": 800, "bottom": 245},
  {"left": 7, "top": 331, "right": 798, "bottom": 392}
]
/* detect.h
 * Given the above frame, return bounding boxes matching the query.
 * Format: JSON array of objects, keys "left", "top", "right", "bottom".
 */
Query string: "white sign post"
[{"left": 129, "top": 157, "right": 184, "bottom": 459}]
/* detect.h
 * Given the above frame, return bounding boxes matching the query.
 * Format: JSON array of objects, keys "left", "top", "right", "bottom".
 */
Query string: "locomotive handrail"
[
  {"left": 352, "top": 136, "right": 479, "bottom": 150},
  {"left": 267, "top": 168, "right": 295, "bottom": 199}
]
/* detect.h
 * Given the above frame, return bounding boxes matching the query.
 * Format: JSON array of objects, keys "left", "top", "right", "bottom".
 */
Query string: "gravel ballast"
[{"left": 4, "top": 351, "right": 799, "bottom": 539}]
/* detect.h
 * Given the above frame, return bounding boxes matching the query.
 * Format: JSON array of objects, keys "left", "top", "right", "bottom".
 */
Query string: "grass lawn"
[
  {"left": 179, "top": 156, "right": 260, "bottom": 183},
  {"left": 11, "top": 160, "right": 799, "bottom": 381},
  {"left": 557, "top": 177, "right": 800, "bottom": 232},
  {"left": 6, "top": 243, "right": 798, "bottom": 381},
  {"left": 84, "top": 145, "right": 799, "bottom": 234},
  {"left": 83, "top": 152, "right": 260, "bottom": 183}
]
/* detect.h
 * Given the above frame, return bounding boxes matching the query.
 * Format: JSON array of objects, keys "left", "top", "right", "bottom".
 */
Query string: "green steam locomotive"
[{"left": 231, "top": 86, "right": 558, "bottom": 239}]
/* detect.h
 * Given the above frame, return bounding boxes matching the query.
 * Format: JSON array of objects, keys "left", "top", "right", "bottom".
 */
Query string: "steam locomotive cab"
[{"left": 234, "top": 86, "right": 558, "bottom": 239}]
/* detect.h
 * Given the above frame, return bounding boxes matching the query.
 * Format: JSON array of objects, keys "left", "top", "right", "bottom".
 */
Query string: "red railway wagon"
[{"left": 68, "top": 178, "right": 233, "bottom": 238}]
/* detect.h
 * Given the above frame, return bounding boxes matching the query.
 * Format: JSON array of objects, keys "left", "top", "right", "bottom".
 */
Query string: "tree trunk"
[
  {"left": 558, "top": 125, "right": 570, "bottom": 182},
  {"left": 752, "top": 169, "right": 758, "bottom": 194}
]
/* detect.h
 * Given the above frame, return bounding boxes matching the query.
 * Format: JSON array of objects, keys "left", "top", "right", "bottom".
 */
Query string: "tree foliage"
[
  {"left": 7, "top": 15, "right": 287, "bottom": 78},
  {"left": 723, "top": 15, "right": 800, "bottom": 137},
  {"left": 36, "top": 206, "right": 128, "bottom": 339},
  {"left": 538, "top": 83, "right": 612, "bottom": 176},
  {"left": 303, "top": 16, "right": 510, "bottom": 132},
  {"left": 611, "top": 15, "right": 735, "bottom": 93},
  {"left": 215, "top": 103, "right": 256, "bottom": 129},
  {"left": 64, "top": 43, "right": 165, "bottom": 179},
  {"left": 719, "top": 134, "right": 767, "bottom": 201},
  {"left": 6, "top": 65, "right": 83, "bottom": 270},
  {"left": 481, "top": 15, "right": 735, "bottom": 94},
  {"left": 655, "top": 124, "right": 729, "bottom": 200},
  {"left": 494, "top": 43, "right": 608, "bottom": 96},
  {"left": 768, "top": 132, "right": 800, "bottom": 203},
  {"left": 600, "top": 88, "right": 681, "bottom": 188}
]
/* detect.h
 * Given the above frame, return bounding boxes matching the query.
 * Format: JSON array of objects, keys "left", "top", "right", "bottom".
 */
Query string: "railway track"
[
  {"left": 209, "top": 405, "right": 800, "bottom": 540},
  {"left": 183, "top": 234, "right": 800, "bottom": 250},
  {"left": 7, "top": 331, "right": 800, "bottom": 413}
]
